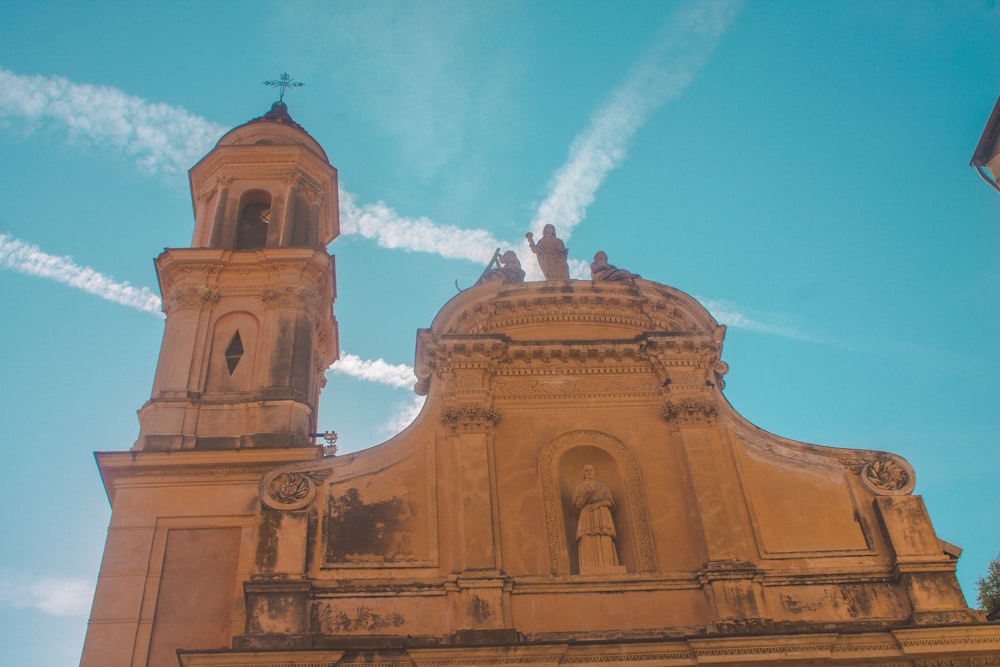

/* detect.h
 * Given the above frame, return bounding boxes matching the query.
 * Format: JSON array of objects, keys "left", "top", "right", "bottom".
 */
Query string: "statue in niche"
[
  {"left": 525, "top": 224, "right": 570, "bottom": 280},
  {"left": 475, "top": 249, "right": 526, "bottom": 286},
  {"left": 572, "top": 464, "right": 625, "bottom": 574},
  {"left": 590, "top": 251, "right": 638, "bottom": 283}
]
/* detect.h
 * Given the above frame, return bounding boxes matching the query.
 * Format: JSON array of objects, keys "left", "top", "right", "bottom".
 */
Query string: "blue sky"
[{"left": 1, "top": 1, "right": 998, "bottom": 664}]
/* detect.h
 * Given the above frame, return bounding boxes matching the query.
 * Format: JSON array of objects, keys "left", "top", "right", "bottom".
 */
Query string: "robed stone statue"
[{"left": 572, "top": 464, "right": 625, "bottom": 574}]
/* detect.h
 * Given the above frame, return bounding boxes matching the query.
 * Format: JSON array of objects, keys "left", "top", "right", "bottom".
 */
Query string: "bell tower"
[{"left": 136, "top": 100, "right": 339, "bottom": 451}]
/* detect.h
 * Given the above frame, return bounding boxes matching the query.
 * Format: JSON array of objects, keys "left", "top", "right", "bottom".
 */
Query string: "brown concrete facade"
[{"left": 82, "top": 109, "right": 1000, "bottom": 666}]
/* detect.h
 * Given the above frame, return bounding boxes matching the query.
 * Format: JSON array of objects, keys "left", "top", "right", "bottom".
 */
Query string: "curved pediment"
[{"left": 428, "top": 279, "right": 720, "bottom": 341}]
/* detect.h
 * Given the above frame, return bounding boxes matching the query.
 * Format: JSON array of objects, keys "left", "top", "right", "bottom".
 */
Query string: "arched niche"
[
  {"left": 235, "top": 190, "right": 272, "bottom": 250},
  {"left": 205, "top": 312, "right": 259, "bottom": 394},
  {"left": 538, "top": 430, "right": 656, "bottom": 576}
]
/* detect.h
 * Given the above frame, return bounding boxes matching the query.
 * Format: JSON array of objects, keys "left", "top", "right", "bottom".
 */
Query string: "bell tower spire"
[{"left": 136, "top": 95, "right": 339, "bottom": 451}]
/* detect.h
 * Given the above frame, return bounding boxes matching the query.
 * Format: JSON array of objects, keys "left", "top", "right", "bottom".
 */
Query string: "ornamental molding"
[
  {"left": 913, "top": 660, "right": 1000, "bottom": 667},
  {"left": 193, "top": 159, "right": 329, "bottom": 194},
  {"left": 163, "top": 286, "right": 220, "bottom": 314},
  {"left": 662, "top": 397, "right": 719, "bottom": 425},
  {"left": 440, "top": 404, "right": 499, "bottom": 433},
  {"left": 477, "top": 295, "right": 652, "bottom": 335},
  {"left": 262, "top": 259, "right": 312, "bottom": 278},
  {"left": 436, "top": 282, "right": 719, "bottom": 339},
  {"left": 416, "top": 337, "right": 509, "bottom": 384},
  {"left": 538, "top": 429, "right": 656, "bottom": 575},
  {"left": 493, "top": 376, "right": 658, "bottom": 402},
  {"left": 260, "top": 461, "right": 334, "bottom": 511},
  {"left": 179, "top": 626, "right": 1000, "bottom": 665},
  {"left": 262, "top": 285, "right": 321, "bottom": 311}
]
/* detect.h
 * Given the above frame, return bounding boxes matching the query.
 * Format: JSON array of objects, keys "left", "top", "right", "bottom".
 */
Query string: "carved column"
[
  {"left": 664, "top": 379, "right": 767, "bottom": 628},
  {"left": 426, "top": 336, "right": 513, "bottom": 636},
  {"left": 441, "top": 400, "right": 501, "bottom": 571}
]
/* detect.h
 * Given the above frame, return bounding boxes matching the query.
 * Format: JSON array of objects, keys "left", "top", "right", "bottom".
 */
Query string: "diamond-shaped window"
[{"left": 225, "top": 331, "right": 244, "bottom": 375}]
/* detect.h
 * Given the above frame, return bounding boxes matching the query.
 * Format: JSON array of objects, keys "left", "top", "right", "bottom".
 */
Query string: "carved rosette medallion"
[
  {"left": 260, "top": 464, "right": 333, "bottom": 511},
  {"left": 663, "top": 397, "right": 719, "bottom": 425},
  {"left": 440, "top": 404, "right": 499, "bottom": 433},
  {"left": 857, "top": 455, "right": 915, "bottom": 495}
]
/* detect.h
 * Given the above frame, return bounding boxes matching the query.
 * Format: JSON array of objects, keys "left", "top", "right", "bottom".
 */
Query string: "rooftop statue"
[
  {"left": 475, "top": 249, "right": 526, "bottom": 286},
  {"left": 590, "top": 251, "right": 638, "bottom": 284},
  {"left": 525, "top": 224, "right": 570, "bottom": 280}
]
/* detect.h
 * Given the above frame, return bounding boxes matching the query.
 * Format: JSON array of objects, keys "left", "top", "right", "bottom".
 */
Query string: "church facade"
[{"left": 81, "top": 104, "right": 1000, "bottom": 666}]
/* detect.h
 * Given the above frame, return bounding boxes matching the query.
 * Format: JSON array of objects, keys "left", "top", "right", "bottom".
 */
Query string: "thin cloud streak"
[
  {"left": 0, "top": 573, "right": 94, "bottom": 617},
  {"left": 530, "top": 0, "right": 743, "bottom": 240},
  {"left": 0, "top": 233, "right": 164, "bottom": 316},
  {"left": 0, "top": 67, "right": 226, "bottom": 175},
  {"left": 698, "top": 296, "right": 814, "bottom": 342},
  {"left": 329, "top": 352, "right": 415, "bottom": 389}
]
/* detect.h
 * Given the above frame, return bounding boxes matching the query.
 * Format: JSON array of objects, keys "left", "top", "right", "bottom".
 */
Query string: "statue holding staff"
[{"left": 475, "top": 248, "right": 525, "bottom": 286}]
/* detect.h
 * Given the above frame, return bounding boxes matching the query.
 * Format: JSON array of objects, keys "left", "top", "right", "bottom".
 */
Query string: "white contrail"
[
  {"left": 339, "top": 189, "right": 508, "bottom": 264},
  {"left": 0, "top": 232, "right": 426, "bottom": 387},
  {"left": 0, "top": 233, "right": 163, "bottom": 315},
  {"left": 329, "top": 352, "right": 415, "bottom": 389},
  {"left": 529, "top": 0, "right": 743, "bottom": 240},
  {"left": 0, "top": 68, "right": 226, "bottom": 175}
]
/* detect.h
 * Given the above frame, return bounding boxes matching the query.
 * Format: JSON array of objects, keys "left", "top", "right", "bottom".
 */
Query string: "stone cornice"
[
  {"left": 415, "top": 282, "right": 726, "bottom": 399},
  {"left": 155, "top": 247, "right": 335, "bottom": 316},
  {"left": 190, "top": 144, "right": 332, "bottom": 193},
  {"left": 176, "top": 623, "right": 1000, "bottom": 665},
  {"left": 95, "top": 448, "right": 321, "bottom": 504},
  {"left": 416, "top": 332, "right": 726, "bottom": 402}
]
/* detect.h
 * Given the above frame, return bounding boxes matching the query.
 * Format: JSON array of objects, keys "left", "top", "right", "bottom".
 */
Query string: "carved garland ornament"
[
  {"left": 538, "top": 429, "right": 656, "bottom": 575},
  {"left": 261, "top": 286, "right": 321, "bottom": 310},
  {"left": 162, "top": 286, "right": 220, "bottom": 314},
  {"left": 440, "top": 405, "right": 499, "bottom": 433},
  {"left": 260, "top": 463, "right": 333, "bottom": 511},
  {"left": 662, "top": 397, "right": 719, "bottom": 425}
]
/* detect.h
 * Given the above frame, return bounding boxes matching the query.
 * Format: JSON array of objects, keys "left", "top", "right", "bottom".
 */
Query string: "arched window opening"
[{"left": 236, "top": 191, "right": 271, "bottom": 250}]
